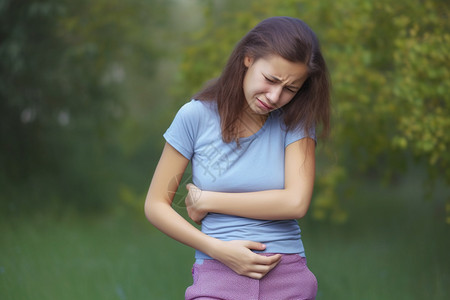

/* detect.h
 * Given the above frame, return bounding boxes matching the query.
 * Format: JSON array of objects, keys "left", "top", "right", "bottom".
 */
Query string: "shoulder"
[
  {"left": 169, "top": 99, "right": 218, "bottom": 137},
  {"left": 270, "top": 109, "right": 316, "bottom": 146},
  {"left": 176, "top": 99, "right": 217, "bottom": 119}
]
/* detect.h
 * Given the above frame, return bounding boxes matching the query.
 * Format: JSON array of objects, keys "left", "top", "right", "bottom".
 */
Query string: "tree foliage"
[
  {"left": 2, "top": 0, "right": 448, "bottom": 221},
  {"left": 0, "top": 0, "right": 167, "bottom": 212},
  {"left": 176, "top": 0, "right": 449, "bottom": 222}
]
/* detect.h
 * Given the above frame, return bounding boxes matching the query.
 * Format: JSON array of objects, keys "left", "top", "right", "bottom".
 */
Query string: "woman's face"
[{"left": 243, "top": 54, "right": 309, "bottom": 115}]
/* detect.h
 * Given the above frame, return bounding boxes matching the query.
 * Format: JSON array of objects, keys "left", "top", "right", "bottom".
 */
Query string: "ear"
[{"left": 244, "top": 56, "right": 253, "bottom": 67}]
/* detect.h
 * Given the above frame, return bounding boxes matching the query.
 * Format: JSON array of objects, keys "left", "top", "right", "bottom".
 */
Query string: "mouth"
[{"left": 257, "top": 98, "right": 274, "bottom": 111}]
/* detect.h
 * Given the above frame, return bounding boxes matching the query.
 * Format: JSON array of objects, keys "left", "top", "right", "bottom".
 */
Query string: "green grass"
[
  {"left": 302, "top": 177, "right": 450, "bottom": 299},
  {"left": 0, "top": 210, "right": 194, "bottom": 300},
  {"left": 1, "top": 177, "right": 449, "bottom": 299}
]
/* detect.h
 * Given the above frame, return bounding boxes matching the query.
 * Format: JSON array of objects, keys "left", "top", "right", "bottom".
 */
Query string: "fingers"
[
  {"left": 243, "top": 243, "right": 282, "bottom": 278},
  {"left": 252, "top": 253, "right": 282, "bottom": 267},
  {"left": 246, "top": 264, "right": 278, "bottom": 279},
  {"left": 260, "top": 253, "right": 282, "bottom": 265},
  {"left": 185, "top": 183, "right": 206, "bottom": 224},
  {"left": 185, "top": 183, "right": 202, "bottom": 204},
  {"left": 235, "top": 240, "right": 283, "bottom": 264},
  {"left": 234, "top": 240, "right": 282, "bottom": 278},
  {"left": 215, "top": 240, "right": 284, "bottom": 280},
  {"left": 241, "top": 255, "right": 281, "bottom": 279},
  {"left": 241, "top": 240, "right": 266, "bottom": 251}
]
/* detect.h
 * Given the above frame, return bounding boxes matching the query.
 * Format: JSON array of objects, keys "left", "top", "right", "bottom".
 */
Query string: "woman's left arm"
[{"left": 186, "top": 138, "right": 315, "bottom": 222}]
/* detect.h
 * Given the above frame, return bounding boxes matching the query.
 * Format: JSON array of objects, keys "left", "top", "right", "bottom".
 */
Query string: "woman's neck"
[{"left": 237, "top": 108, "right": 268, "bottom": 138}]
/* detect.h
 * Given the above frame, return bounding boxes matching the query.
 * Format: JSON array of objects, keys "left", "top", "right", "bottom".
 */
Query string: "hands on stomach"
[{"left": 185, "top": 184, "right": 281, "bottom": 279}]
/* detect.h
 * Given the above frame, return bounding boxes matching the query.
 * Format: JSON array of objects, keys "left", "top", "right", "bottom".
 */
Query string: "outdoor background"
[{"left": 1, "top": 0, "right": 449, "bottom": 299}]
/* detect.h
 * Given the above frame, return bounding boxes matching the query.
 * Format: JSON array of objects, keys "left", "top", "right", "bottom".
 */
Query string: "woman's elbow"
[
  {"left": 291, "top": 209, "right": 307, "bottom": 220},
  {"left": 144, "top": 200, "right": 153, "bottom": 222},
  {"left": 144, "top": 199, "right": 159, "bottom": 225},
  {"left": 290, "top": 197, "right": 311, "bottom": 219}
]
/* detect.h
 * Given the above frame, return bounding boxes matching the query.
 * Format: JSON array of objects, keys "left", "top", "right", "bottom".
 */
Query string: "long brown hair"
[{"left": 195, "top": 16, "right": 330, "bottom": 143}]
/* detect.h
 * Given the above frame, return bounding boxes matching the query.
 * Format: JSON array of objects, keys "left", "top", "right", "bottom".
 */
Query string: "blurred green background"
[{"left": 1, "top": 0, "right": 449, "bottom": 299}]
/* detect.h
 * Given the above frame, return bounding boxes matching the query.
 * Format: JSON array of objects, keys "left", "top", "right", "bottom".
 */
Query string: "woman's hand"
[
  {"left": 211, "top": 240, "right": 282, "bottom": 279},
  {"left": 185, "top": 183, "right": 207, "bottom": 224},
  {"left": 185, "top": 185, "right": 281, "bottom": 279}
]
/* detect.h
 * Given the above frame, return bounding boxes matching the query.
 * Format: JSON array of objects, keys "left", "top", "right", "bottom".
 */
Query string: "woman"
[{"left": 145, "top": 16, "right": 330, "bottom": 299}]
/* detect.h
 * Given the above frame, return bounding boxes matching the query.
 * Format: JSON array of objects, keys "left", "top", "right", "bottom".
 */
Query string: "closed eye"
[
  {"left": 264, "top": 74, "right": 300, "bottom": 93},
  {"left": 264, "top": 75, "right": 276, "bottom": 84},
  {"left": 285, "top": 86, "right": 298, "bottom": 93}
]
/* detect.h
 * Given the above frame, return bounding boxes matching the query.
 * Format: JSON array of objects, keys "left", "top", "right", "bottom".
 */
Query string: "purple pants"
[{"left": 185, "top": 254, "right": 317, "bottom": 300}]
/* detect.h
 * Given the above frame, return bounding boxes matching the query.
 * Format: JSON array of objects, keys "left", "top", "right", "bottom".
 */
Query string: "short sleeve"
[
  {"left": 285, "top": 124, "right": 316, "bottom": 147},
  {"left": 163, "top": 100, "right": 200, "bottom": 159}
]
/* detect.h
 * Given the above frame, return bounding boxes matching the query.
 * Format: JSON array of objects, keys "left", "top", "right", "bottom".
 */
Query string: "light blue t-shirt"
[{"left": 163, "top": 99, "right": 314, "bottom": 260}]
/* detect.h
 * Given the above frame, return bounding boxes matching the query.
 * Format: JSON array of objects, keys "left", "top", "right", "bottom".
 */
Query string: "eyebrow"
[{"left": 266, "top": 74, "right": 301, "bottom": 90}]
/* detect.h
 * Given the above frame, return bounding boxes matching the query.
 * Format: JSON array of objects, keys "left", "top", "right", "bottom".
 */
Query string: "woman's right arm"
[{"left": 144, "top": 142, "right": 281, "bottom": 279}]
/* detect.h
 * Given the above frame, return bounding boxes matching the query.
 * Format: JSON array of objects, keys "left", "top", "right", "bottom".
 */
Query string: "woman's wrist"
[
  {"left": 202, "top": 235, "right": 223, "bottom": 259},
  {"left": 196, "top": 190, "right": 211, "bottom": 214}
]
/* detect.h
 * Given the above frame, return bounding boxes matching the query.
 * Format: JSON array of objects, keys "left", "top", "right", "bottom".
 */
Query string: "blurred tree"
[
  {"left": 175, "top": 0, "right": 449, "bottom": 222},
  {"left": 0, "top": 0, "right": 168, "bottom": 212}
]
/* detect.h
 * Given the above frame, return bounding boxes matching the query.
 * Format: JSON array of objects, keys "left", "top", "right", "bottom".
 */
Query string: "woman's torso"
[{"left": 163, "top": 100, "right": 307, "bottom": 260}]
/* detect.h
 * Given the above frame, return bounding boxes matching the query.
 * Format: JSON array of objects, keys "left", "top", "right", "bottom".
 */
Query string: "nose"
[{"left": 266, "top": 85, "right": 283, "bottom": 106}]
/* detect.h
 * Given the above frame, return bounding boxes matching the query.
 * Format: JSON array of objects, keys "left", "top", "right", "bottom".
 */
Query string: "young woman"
[{"left": 145, "top": 16, "right": 330, "bottom": 300}]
